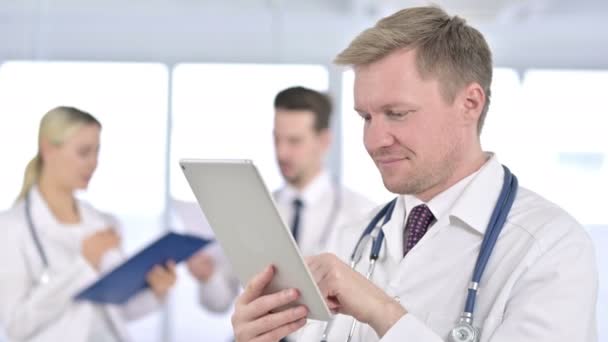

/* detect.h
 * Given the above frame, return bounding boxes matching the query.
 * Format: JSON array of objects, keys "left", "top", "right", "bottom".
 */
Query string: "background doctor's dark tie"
[
  {"left": 290, "top": 198, "right": 304, "bottom": 244},
  {"left": 403, "top": 204, "right": 435, "bottom": 257}
]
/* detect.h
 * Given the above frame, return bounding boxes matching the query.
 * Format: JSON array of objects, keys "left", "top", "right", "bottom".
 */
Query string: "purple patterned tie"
[{"left": 403, "top": 204, "right": 435, "bottom": 257}]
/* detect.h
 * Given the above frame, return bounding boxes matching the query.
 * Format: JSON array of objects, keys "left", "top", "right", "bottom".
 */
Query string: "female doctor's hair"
[
  {"left": 334, "top": 5, "right": 493, "bottom": 134},
  {"left": 16, "top": 106, "right": 101, "bottom": 201}
]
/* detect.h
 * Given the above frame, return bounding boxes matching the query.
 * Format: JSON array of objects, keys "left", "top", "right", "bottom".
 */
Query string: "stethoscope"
[
  {"left": 321, "top": 165, "right": 517, "bottom": 342},
  {"left": 24, "top": 192, "right": 52, "bottom": 286},
  {"left": 23, "top": 190, "right": 125, "bottom": 340}
]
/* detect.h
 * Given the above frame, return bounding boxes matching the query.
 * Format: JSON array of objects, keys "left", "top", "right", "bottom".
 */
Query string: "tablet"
[{"left": 180, "top": 159, "right": 331, "bottom": 321}]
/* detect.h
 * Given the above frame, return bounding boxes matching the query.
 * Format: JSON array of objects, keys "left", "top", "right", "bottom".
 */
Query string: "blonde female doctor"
[{"left": 0, "top": 106, "right": 177, "bottom": 342}]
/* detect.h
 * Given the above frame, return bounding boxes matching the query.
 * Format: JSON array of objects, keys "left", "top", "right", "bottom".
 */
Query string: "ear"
[
  {"left": 318, "top": 128, "right": 332, "bottom": 151},
  {"left": 39, "top": 138, "right": 55, "bottom": 163},
  {"left": 460, "top": 82, "right": 485, "bottom": 128}
]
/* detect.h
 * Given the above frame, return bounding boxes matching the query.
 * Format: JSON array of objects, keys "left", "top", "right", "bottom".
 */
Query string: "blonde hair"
[
  {"left": 17, "top": 106, "right": 101, "bottom": 201},
  {"left": 335, "top": 6, "right": 493, "bottom": 134}
]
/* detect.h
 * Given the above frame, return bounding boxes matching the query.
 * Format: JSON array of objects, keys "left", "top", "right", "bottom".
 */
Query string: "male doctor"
[{"left": 230, "top": 5, "right": 598, "bottom": 342}]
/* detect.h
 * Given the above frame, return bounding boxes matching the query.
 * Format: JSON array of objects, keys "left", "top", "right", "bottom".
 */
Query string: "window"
[{"left": 518, "top": 70, "right": 608, "bottom": 225}]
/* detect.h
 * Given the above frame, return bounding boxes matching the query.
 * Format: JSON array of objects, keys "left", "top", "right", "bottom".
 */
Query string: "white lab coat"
[
  {"left": 0, "top": 188, "right": 161, "bottom": 342},
  {"left": 292, "top": 155, "right": 598, "bottom": 341},
  {"left": 190, "top": 171, "right": 376, "bottom": 313}
]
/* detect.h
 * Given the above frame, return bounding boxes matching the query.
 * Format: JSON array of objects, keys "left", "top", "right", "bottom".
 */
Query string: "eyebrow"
[{"left": 354, "top": 102, "right": 418, "bottom": 114}]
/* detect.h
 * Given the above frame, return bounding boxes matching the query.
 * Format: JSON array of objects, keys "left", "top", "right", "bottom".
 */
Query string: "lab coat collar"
[
  {"left": 27, "top": 185, "right": 100, "bottom": 237},
  {"left": 28, "top": 186, "right": 59, "bottom": 228}
]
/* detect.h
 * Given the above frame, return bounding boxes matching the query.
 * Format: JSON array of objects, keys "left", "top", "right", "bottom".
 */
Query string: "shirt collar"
[
  {"left": 450, "top": 153, "right": 505, "bottom": 235},
  {"left": 399, "top": 153, "right": 503, "bottom": 235},
  {"left": 280, "top": 170, "right": 332, "bottom": 206},
  {"left": 401, "top": 167, "right": 478, "bottom": 226}
]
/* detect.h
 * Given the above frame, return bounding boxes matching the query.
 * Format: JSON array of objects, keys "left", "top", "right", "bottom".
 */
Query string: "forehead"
[
  {"left": 274, "top": 109, "right": 316, "bottom": 131},
  {"left": 353, "top": 49, "right": 443, "bottom": 110},
  {"left": 64, "top": 124, "right": 101, "bottom": 145}
]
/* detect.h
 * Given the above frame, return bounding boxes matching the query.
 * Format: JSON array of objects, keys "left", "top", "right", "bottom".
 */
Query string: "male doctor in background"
[
  {"left": 187, "top": 86, "right": 375, "bottom": 314},
  {"left": 230, "top": 5, "right": 598, "bottom": 342}
]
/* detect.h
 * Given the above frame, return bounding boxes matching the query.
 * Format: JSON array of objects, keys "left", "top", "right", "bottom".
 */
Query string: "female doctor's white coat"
[{"left": 0, "top": 188, "right": 161, "bottom": 342}]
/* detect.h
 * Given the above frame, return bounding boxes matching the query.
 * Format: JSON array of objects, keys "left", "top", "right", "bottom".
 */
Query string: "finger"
[
  {"left": 191, "top": 250, "right": 208, "bottom": 262},
  {"left": 102, "top": 231, "right": 120, "bottom": 246},
  {"left": 240, "top": 288, "right": 300, "bottom": 322},
  {"left": 99, "top": 228, "right": 117, "bottom": 238},
  {"left": 237, "top": 265, "right": 274, "bottom": 305},
  {"left": 308, "top": 262, "right": 342, "bottom": 312},
  {"left": 154, "top": 265, "right": 175, "bottom": 283},
  {"left": 162, "top": 266, "right": 177, "bottom": 285},
  {"left": 199, "top": 252, "right": 213, "bottom": 261},
  {"left": 307, "top": 259, "right": 332, "bottom": 299},
  {"left": 166, "top": 261, "right": 177, "bottom": 277},
  {"left": 166, "top": 260, "right": 176, "bottom": 269},
  {"left": 305, "top": 255, "right": 320, "bottom": 270},
  {"left": 308, "top": 259, "right": 326, "bottom": 284},
  {"left": 249, "top": 317, "right": 307, "bottom": 342},
  {"left": 147, "top": 265, "right": 164, "bottom": 281},
  {"left": 240, "top": 306, "right": 307, "bottom": 341},
  {"left": 148, "top": 269, "right": 173, "bottom": 291},
  {"left": 327, "top": 298, "right": 340, "bottom": 311}
]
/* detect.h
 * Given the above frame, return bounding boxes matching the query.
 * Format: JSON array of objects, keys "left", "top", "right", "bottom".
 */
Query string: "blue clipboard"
[{"left": 75, "top": 232, "right": 213, "bottom": 304}]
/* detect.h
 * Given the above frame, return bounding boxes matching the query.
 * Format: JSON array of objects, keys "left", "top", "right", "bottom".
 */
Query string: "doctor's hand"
[
  {"left": 82, "top": 228, "right": 121, "bottom": 270},
  {"left": 232, "top": 265, "right": 308, "bottom": 342},
  {"left": 146, "top": 260, "right": 177, "bottom": 300},
  {"left": 187, "top": 251, "right": 215, "bottom": 282},
  {"left": 307, "top": 253, "right": 407, "bottom": 338}
]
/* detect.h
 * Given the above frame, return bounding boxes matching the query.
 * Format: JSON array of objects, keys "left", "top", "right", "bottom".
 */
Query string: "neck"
[
  {"left": 38, "top": 173, "right": 80, "bottom": 224},
  {"left": 291, "top": 166, "right": 323, "bottom": 191},
  {"left": 416, "top": 146, "right": 487, "bottom": 203}
]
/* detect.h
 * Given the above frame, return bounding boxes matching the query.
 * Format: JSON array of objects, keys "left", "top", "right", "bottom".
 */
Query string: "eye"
[
  {"left": 386, "top": 110, "right": 412, "bottom": 119},
  {"left": 358, "top": 112, "right": 371, "bottom": 122}
]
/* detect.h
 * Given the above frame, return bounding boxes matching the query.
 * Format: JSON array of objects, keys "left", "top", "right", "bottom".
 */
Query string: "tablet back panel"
[{"left": 180, "top": 159, "right": 330, "bottom": 321}]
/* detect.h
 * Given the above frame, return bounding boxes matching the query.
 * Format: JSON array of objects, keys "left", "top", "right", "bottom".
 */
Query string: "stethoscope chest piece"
[{"left": 449, "top": 320, "right": 479, "bottom": 342}]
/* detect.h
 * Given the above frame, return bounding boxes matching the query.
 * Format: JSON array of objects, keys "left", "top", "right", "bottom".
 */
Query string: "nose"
[
  {"left": 89, "top": 154, "right": 99, "bottom": 173},
  {"left": 364, "top": 115, "right": 394, "bottom": 152},
  {"left": 275, "top": 139, "right": 289, "bottom": 161}
]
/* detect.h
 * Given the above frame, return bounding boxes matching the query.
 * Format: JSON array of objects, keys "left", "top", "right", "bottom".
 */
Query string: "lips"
[
  {"left": 279, "top": 161, "right": 292, "bottom": 170},
  {"left": 376, "top": 157, "right": 406, "bottom": 163},
  {"left": 375, "top": 156, "right": 409, "bottom": 166}
]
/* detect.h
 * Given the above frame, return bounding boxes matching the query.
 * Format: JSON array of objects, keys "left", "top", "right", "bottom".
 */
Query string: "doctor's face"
[
  {"left": 274, "top": 110, "right": 329, "bottom": 188},
  {"left": 43, "top": 123, "right": 101, "bottom": 192},
  {"left": 354, "top": 49, "right": 468, "bottom": 198}
]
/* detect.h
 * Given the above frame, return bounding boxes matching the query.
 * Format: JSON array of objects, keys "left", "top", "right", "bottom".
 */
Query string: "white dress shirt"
[
  {"left": 0, "top": 187, "right": 161, "bottom": 342},
  {"left": 274, "top": 170, "right": 377, "bottom": 257},
  {"left": 196, "top": 170, "right": 376, "bottom": 313},
  {"left": 293, "top": 154, "right": 598, "bottom": 341}
]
